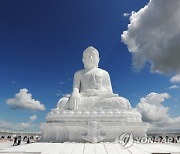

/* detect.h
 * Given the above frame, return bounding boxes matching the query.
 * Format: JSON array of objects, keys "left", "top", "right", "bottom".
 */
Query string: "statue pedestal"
[
  {"left": 41, "top": 47, "right": 149, "bottom": 143},
  {"left": 41, "top": 109, "right": 149, "bottom": 142}
]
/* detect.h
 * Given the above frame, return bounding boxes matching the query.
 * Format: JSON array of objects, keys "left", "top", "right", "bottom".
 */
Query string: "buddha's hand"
[
  {"left": 70, "top": 88, "right": 80, "bottom": 110},
  {"left": 72, "top": 88, "right": 80, "bottom": 98}
]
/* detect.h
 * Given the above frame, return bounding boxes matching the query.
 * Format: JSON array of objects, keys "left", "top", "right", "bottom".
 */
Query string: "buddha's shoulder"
[
  {"left": 96, "top": 68, "right": 109, "bottom": 74},
  {"left": 74, "top": 68, "right": 109, "bottom": 76},
  {"left": 74, "top": 69, "right": 85, "bottom": 76}
]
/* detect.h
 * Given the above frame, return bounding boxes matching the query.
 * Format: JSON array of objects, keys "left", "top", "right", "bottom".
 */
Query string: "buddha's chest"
[{"left": 81, "top": 70, "right": 103, "bottom": 89}]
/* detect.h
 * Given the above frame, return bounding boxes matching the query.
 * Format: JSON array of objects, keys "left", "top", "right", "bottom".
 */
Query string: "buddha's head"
[{"left": 82, "top": 46, "right": 100, "bottom": 69}]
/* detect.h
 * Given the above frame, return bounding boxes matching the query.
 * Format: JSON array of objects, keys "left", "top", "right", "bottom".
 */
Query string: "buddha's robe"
[{"left": 57, "top": 68, "right": 131, "bottom": 110}]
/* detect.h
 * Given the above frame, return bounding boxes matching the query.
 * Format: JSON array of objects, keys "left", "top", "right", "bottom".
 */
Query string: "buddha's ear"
[
  {"left": 97, "top": 57, "right": 100, "bottom": 63},
  {"left": 82, "top": 58, "right": 84, "bottom": 63}
]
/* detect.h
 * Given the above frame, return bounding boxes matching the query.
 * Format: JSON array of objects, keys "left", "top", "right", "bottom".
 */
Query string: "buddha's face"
[{"left": 83, "top": 50, "right": 99, "bottom": 69}]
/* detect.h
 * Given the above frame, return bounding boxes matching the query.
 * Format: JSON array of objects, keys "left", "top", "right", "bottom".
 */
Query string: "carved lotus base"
[{"left": 41, "top": 109, "right": 149, "bottom": 142}]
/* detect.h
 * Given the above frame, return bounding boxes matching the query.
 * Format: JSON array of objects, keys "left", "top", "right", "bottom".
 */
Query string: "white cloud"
[
  {"left": 59, "top": 82, "right": 65, "bottom": 85},
  {"left": 170, "top": 74, "right": 180, "bottom": 83},
  {"left": 123, "top": 12, "right": 131, "bottom": 17},
  {"left": 0, "top": 120, "right": 13, "bottom": 130},
  {"left": 136, "top": 92, "right": 170, "bottom": 122},
  {"left": 19, "top": 122, "right": 31, "bottom": 130},
  {"left": 30, "top": 114, "right": 37, "bottom": 121},
  {"left": 0, "top": 115, "right": 38, "bottom": 131},
  {"left": 121, "top": 0, "right": 180, "bottom": 77},
  {"left": 136, "top": 92, "right": 180, "bottom": 132},
  {"left": 59, "top": 79, "right": 71, "bottom": 85},
  {"left": 56, "top": 90, "right": 63, "bottom": 97},
  {"left": 169, "top": 85, "right": 179, "bottom": 89},
  {"left": 6, "top": 88, "right": 46, "bottom": 111}
]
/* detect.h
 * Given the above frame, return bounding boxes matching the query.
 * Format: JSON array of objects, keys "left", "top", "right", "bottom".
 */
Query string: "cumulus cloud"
[
  {"left": 30, "top": 114, "right": 37, "bottom": 121},
  {"left": 123, "top": 12, "right": 131, "bottom": 17},
  {"left": 121, "top": 0, "right": 180, "bottom": 79},
  {"left": 169, "top": 85, "right": 179, "bottom": 89},
  {"left": 136, "top": 92, "right": 170, "bottom": 122},
  {"left": 19, "top": 122, "right": 31, "bottom": 130},
  {"left": 0, "top": 120, "right": 13, "bottom": 130},
  {"left": 6, "top": 88, "right": 46, "bottom": 111},
  {"left": 19, "top": 115, "right": 37, "bottom": 130},
  {"left": 136, "top": 92, "right": 180, "bottom": 132},
  {"left": 0, "top": 115, "right": 38, "bottom": 131},
  {"left": 170, "top": 74, "right": 180, "bottom": 83}
]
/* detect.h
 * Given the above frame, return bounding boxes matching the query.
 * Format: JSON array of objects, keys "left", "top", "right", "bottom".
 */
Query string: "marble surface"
[
  {"left": 0, "top": 142, "right": 180, "bottom": 154},
  {"left": 57, "top": 46, "right": 131, "bottom": 110},
  {"left": 41, "top": 46, "right": 149, "bottom": 143}
]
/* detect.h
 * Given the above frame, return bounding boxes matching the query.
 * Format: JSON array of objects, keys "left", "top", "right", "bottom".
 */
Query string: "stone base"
[
  {"left": 41, "top": 122, "right": 148, "bottom": 142},
  {"left": 41, "top": 109, "right": 149, "bottom": 142}
]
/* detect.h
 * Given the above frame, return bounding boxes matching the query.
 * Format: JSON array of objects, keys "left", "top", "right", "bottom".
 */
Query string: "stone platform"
[
  {"left": 0, "top": 142, "right": 180, "bottom": 154},
  {"left": 41, "top": 109, "right": 149, "bottom": 142}
]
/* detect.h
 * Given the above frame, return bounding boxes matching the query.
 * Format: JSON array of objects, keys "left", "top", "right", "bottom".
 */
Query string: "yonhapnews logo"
[
  {"left": 118, "top": 132, "right": 180, "bottom": 148},
  {"left": 118, "top": 132, "right": 133, "bottom": 148}
]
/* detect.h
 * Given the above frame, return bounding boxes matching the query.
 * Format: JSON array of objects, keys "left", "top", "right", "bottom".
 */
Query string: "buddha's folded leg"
[
  {"left": 57, "top": 97, "right": 69, "bottom": 109},
  {"left": 92, "top": 96, "right": 131, "bottom": 109},
  {"left": 78, "top": 96, "right": 102, "bottom": 109}
]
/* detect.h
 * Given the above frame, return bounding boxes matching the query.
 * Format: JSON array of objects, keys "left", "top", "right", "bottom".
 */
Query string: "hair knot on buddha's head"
[{"left": 83, "top": 46, "right": 99, "bottom": 58}]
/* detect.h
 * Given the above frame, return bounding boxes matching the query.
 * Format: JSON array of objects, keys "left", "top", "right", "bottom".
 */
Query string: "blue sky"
[{"left": 0, "top": 0, "right": 180, "bottom": 132}]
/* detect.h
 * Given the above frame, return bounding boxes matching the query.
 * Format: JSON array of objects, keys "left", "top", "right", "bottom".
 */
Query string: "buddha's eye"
[{"left": 84, "top": 54, "right": 97, "bottom": 58}]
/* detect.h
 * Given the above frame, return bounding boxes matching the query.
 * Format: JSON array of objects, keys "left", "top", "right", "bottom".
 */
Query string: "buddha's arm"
[
  {"left": 69, "top": 72, "right": 81, "bottom": 110},
  {"left": 73, "top": 71, "right": 81, "bottom": 91},
  {"left": 103, "top": 72, "right": 113, "bottom": 94}
]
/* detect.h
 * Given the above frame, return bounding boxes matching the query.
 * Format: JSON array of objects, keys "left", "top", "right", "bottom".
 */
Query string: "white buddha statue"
[{"left": 57, "top": 46, "right": 131, "bottom": 110}]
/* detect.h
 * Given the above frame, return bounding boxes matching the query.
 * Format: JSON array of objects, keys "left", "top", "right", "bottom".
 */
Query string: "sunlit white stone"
[{"left": 41, "top": 46, "right": 149, "bottom": 143}]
